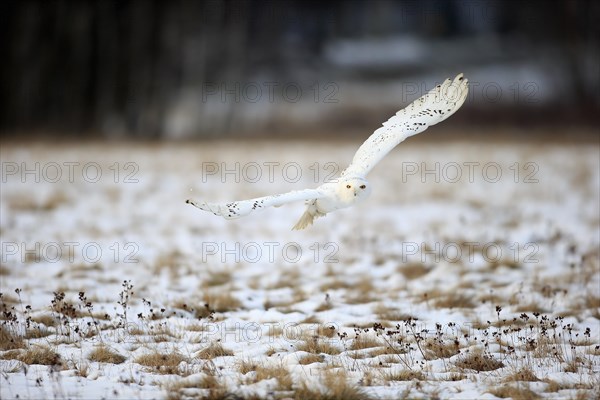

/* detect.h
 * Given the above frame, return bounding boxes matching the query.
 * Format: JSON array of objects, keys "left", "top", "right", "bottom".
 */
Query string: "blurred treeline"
[{"left": 0, "top": 0, "right": 598, "bottom": 139}]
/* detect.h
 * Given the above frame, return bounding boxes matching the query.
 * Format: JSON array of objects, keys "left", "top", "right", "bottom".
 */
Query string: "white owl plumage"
[{"left": 187, "top": 73, "right": 469, "bottom": 230}]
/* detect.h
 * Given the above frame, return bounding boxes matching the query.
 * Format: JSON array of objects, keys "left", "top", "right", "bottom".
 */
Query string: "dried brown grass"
[
  {"left": 0, "top": 325, "right": 25, "bottom": 350},
  {"left": 294, "top": 369, "right": 372, "bottom": 400},
  {"left": 165, "top": 374, "right": 226, "bottom": 400},
  {"left": 423, "top": 338, "right": 460, "bottom": 359},
  {"left": 373, "top": 303, "right": 415, "bottom": 321},
  {"left": 205, "top": 270, "right": 233, "bottom": 287},
  {"left": 431, "top": 292, "right": 477, "bottom": 309},
  {"left": 30, "top": 313, "right": 58, "bottom": 327},
  {"left": 196, "top": 341, "right": 234, "bottom": 359},
  {"left": 397, "top": 262, "right": 431, "bottom": 280},
  {"left": 504, "top": 368, "right": 540, "bottom": 382},
  {"left": 296, "top": 336, "right": 340, "bottom": 355},
  {"left": 135, "top": 350, "right": 188, "bottom": 374},
  {"left": 488, "top": 385, "right": 541, "bottom": 399},
  {"left": 384, "top": 369, "right": 426, "bottom": 381},
  {"left": 454, "top": 350, "right": 504, "bottom": 372},
  {"left": 254, "top": 363, "right": 293, "bottom": 390},
  {"left": 88, "top": 345, "right": 126, "bottom": 364},
  {"left": 4, "top": 345, "right": 61, "bottom": 366},
  {"left": 202, "top": 290, "right": 242, "bottom": 312},
  {"left": 344, "top": 278, "right": 376, "bottom": 304},
  {"left": 298, "top": 353, "right": 324, "bottom": 364},
  {"left": 350, "top": 335, "right": 382, "bottom": 350}
]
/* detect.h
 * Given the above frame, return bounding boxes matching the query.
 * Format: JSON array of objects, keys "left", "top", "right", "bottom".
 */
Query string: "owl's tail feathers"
[{"left": 292, "top": 207, "right": 325, "bottom": 230}]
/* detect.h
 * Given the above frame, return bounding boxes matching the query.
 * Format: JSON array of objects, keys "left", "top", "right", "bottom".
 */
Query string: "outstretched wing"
[
  {"left": 186, "top": 189, "right": 327, "bottom": 219},
  {"left": 341, "top": 73, "right": 469, "bottom": 178}
]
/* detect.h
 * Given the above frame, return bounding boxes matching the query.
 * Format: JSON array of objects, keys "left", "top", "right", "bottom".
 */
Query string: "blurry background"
[{"left": 0, "top": 0, "right": 598, "bottom": 139}]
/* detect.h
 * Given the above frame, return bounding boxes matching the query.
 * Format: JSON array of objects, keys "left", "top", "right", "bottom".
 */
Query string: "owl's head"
[{"left": 336, "top": 176, "right": 371, "bottom": 204}]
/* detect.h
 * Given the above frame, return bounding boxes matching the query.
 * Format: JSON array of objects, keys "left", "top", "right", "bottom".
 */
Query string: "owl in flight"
[{"left": 187, "top": 74, "right": 468, "bottom": 230}]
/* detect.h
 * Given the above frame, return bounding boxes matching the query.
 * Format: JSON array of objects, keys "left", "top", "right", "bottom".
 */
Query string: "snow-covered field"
[{"left": 1, "top": 138, "right": 599, "bottom": 399}]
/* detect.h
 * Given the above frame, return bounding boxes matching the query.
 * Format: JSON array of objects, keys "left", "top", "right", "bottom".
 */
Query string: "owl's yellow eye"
[
  {"left": 360, "top": 185, "right": 366, "bottom": 189},
  {"left": 346, "top": 184, "right": 351, "bottom": 189}
]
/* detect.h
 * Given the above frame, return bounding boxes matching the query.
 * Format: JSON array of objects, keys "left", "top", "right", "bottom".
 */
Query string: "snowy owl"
[{"left": 187, "top": 73, "right": 468, "bottom": 230}]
